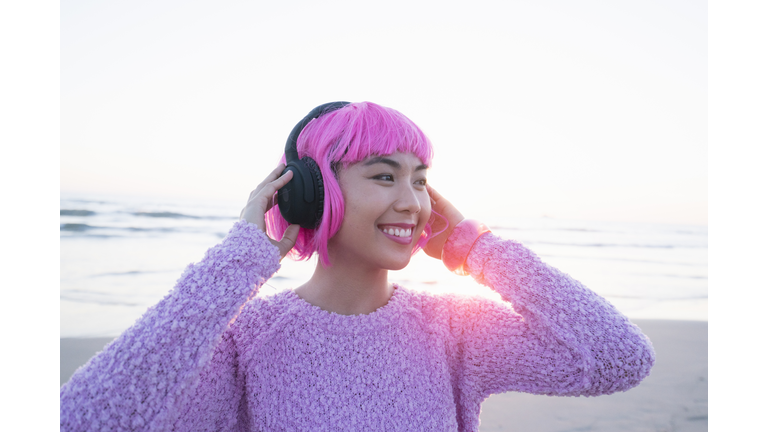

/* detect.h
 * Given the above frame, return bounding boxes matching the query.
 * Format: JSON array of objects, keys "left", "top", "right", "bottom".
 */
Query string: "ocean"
[{"left": 60, "top": 192, "right": 707, "bottom": 338}]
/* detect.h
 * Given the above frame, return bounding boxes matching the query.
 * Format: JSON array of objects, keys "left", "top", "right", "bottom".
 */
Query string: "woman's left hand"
[
  {"left": 423, "top": 185, "right": 465, "bottom": 260},
  {"left": 239, "top": 164, "right": 300, "bottom": 261}
]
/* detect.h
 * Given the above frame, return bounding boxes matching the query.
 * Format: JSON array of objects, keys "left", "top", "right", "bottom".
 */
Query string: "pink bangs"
[{"left": 265, "top": 101, "right": 443, "bottom": 267}]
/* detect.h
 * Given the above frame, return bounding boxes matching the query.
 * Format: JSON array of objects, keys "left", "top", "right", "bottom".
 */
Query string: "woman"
[{"left": 60, "top": 101, "right": 655, "bottom": 431}]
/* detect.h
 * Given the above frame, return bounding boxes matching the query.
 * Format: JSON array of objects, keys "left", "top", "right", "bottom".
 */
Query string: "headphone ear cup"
[
  {"left": 279, "top": 101, "right": 348, "bottom": 230},
  {"left": 277, "top": 157, "right": 325, "bottom": 229},
  {"left": 301, "top": 156, "right": 324, "bottom": 228}
]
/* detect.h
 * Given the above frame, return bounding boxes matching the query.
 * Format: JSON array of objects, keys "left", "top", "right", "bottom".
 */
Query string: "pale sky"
[{"left": 61, "top": 0, "right": 707, "bottom": 225}]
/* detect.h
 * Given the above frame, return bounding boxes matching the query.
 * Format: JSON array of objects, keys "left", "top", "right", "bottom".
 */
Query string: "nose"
[{"left": 393, "top": 183, "right": 422, "bottom": 214}]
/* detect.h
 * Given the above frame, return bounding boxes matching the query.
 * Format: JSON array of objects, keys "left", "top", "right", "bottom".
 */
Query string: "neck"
[{"left": 294, "top": 250, "right": 393, "bottom": 316}]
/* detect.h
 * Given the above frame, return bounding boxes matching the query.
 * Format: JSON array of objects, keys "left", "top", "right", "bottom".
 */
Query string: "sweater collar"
[{"left": 284, "top": 284, "right": 410, "bottom": 334}]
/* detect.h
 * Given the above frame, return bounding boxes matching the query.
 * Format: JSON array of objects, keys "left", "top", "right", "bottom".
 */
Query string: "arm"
[
  {"left": 60, "top": 164, "right": 300, "bottom": 431},
  {"left": 456, "top": 232, "right": 655, "bottom": 398},
  {"left": 60, "top": 221, "right": 280, "bottom": 431},
  {"left": 424, "top": 186, "right": 654, "bottom": 398},
  {"left": 170, "top": 327, "right": 251, "bottom": 431}
]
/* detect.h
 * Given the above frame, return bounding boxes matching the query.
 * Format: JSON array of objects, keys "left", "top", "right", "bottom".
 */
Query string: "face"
[{"left": 328, "top": 152, "right": 431, "bottom": 271}]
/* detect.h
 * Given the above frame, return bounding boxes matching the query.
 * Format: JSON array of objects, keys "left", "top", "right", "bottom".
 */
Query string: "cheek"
[
  {"left": 422, "top": 191, "right": 432, "bottom": 213},
  {"left": 418, "top": 195, "right": 432, "bottom": 228},
  {"left": 339, "top": 191, "right": 378, "bottom": 235}
]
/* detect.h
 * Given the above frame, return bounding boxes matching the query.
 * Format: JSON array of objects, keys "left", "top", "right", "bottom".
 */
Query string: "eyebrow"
[{"left": 363, "top": 156, "right": 428, "bottom": 172}]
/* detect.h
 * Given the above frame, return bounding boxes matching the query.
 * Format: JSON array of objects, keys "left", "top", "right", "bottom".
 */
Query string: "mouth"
[{"left": 378, "top": 224, "right": 415, "bottom": 245}]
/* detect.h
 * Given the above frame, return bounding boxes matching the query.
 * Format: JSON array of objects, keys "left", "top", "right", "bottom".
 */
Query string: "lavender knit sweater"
[{"left": 60, "top": 221, "right": 655, "bottom": 431}]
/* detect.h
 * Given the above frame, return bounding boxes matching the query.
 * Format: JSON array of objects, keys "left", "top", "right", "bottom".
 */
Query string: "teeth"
[{"left": 381, "top": 227, "right": 412, "bottom": 238}]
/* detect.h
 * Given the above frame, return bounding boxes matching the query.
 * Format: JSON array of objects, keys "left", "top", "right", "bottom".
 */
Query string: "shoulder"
[
  {"left": 234, "top": 289, "right": 295, "bottom": 325},
  {"left": 398, "top": 286, "right": 520, "bottom": 333},
  {"left": 228, "top": 290, "right": 297, "bottom": 347}
]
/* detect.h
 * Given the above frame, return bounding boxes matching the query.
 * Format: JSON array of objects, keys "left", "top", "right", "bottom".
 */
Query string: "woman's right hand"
[{"left": 239, "top": 163, "right": 300, "bottom": 260}]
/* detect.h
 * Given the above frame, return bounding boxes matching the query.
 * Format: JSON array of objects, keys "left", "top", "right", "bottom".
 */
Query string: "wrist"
[{"left": 441, "top": 219, "right": 491, "bottom": 275}]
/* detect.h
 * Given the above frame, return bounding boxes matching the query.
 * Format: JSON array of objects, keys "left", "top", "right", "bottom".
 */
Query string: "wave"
[
  {"left": 491, "top": 225, "right": 707, "bottom": 237},
  {"left": 603, "top": 294, "right": 708, "bottom": 301},
  {"left": 62, "top": 198, "right": 111, "bottom": 204},
  {"left": 59, "top": 223, "right": 182, "bottom": 237},
  {"left": 628, "top": 273, "right": 708, "bottom": 280},
  {"left": 60, "top": 209, "right": 96, "bottom": 216},
  {"left": 90, "top": 269, "right": 177, "bottom": 277},
  {"left": 60, "top": 223, "right": 95, "bottom": 232},
  {"left": 675, "top": 229, "right": 708, "bottom": 235},
  {"left": 126, "top": 227, "right": 178, "bottom": 232},
  {"left": 131, "top": 211, "right": 235, "bottom": 221},
  {"left": 60, "top": 209, "right": 236, "bottom": 221},
  {"left": 524, "top": 240, "right": 705, "bottom": 249},
  {"left": 490, "top": 226, "right": 639, "bottom": 235},
  {"left": 60, "top": 291, "right": 145, "bottom": 307},
  {"left": 132, "top": 211, "right": 200, "bottom": 219},
  {"left": 538, "top": 254, "right": 707, "bottom": 267}
]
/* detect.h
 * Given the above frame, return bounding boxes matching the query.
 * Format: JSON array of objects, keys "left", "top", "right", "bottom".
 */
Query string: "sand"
[
  {"left": 61, "top": 319, "right": 707, "bottom": 431},
  {"left": 478, "top": 320, "right": 708, "bottom": 432}
]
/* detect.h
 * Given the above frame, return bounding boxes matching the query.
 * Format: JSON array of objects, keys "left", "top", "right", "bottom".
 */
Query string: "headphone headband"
[
  {"left": 278, "top": 101, "right": 350, "bottom": 229},
  {"left": 284, "top": 101, "right": 350, "bottom": 161}
]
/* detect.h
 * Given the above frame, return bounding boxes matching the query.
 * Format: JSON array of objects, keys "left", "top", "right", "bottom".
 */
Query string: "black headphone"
[{"left": 278, "top": 101, "right": 350, "bottom": 229}]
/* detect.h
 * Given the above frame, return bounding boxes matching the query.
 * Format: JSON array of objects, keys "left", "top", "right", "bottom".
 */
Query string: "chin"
[
  {"left": 388, "top": 260, "right": 411, "bottom": 271},
  {"left": 385, "top": 253, "right": 414, "bottom": 271}
]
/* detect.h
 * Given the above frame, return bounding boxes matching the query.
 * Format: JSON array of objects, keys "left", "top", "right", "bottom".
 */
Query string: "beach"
[
  {"left": 60, "top": 194, "right": 708, "bottom": 340},
  {"left": 60, "top": 319, "right": 707, "bottom": 431},
  {"left": 478, "top": 319, "right": 707, "bottom": 432},
  {"left": 60, "top": 194, "right": 707, "bottom": 430}
]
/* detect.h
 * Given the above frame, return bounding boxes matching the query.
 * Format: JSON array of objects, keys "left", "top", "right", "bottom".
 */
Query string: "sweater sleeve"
[
  {"left": 451, "top": 232, "right": 655, "bottom": 399},
  {"left": 60, "top": 220, "right": 280, "bottom": 432}
]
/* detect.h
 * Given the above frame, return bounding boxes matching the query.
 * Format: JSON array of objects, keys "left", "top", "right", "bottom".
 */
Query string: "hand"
[
  {"left": 240, "top": 164, "right": 301, "bottom": 261},
  {"left": 422, "top": 185, "right": 465, "bottom": 260}
]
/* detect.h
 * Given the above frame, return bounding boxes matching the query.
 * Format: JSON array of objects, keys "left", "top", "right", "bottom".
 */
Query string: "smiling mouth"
[
  {"left": 377, "top": 225, "right": 414, "bottom": 244},
  {"left": 378, "top": 227, "right": 412, "bottom": 238}
]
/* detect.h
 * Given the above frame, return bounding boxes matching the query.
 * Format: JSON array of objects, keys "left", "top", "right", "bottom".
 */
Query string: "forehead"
[{"left": 357, "top": 152, "right": 429, "bottom": 171}]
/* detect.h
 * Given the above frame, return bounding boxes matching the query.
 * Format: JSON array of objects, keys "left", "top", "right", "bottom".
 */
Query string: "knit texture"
[{"left": 60, "top": 221, "right": 655, "bottom": 431}]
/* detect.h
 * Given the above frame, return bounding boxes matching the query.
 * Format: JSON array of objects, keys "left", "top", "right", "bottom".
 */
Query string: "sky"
[{"left": 61, "top": 0, "right": 707, "bottom": 226}]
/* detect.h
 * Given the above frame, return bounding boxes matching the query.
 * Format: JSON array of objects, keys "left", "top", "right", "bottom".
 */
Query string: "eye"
[
  {"left": 372, "top": 174, "right": 394, "bottom": 182},
  {"left": 415, "top": 178, "right": 427, "bottom": 187}
]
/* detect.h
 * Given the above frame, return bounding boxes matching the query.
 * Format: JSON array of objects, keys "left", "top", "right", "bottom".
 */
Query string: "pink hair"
[{"left": 265, "top": 101, "right": 446, "bottom": 267}]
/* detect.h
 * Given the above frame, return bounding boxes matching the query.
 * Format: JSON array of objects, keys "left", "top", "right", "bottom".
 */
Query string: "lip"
[
  {"left": 377, "top": 223, "right": 417, "bottom": 245},
  {"left": 377, "top": 223, "right": 416, "bottom": 229},
  {"left": 379, "top": 229, "right": 413, "bottom": 245}
]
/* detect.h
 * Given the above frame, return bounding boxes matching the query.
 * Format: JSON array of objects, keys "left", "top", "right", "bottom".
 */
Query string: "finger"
[
  {"left": 266, "top": 163, "right": 287, "bottom": 182},
  {"left": 272, "top": 168, "right": 293, "bottom": 188},
  {"left": 276, "top": 224, "right": 300, "bottom": 260},
  {"left": 259, "top": 170, "right": 293, "bottom": 200},
  {"left": 243, "top": 170, "right": 294, "bottom": 224},
  {"left": 252, "top": 164, "right": 288, "bottom": 197},
  {"left": 265, "top": 192, "right": 278, "bottom": 212},
  {"left": 427, "top": 184, "right": 442, "bottom": 198},
  {"left": 427, "top": 185, "right": 441, "bottom": 206}
]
